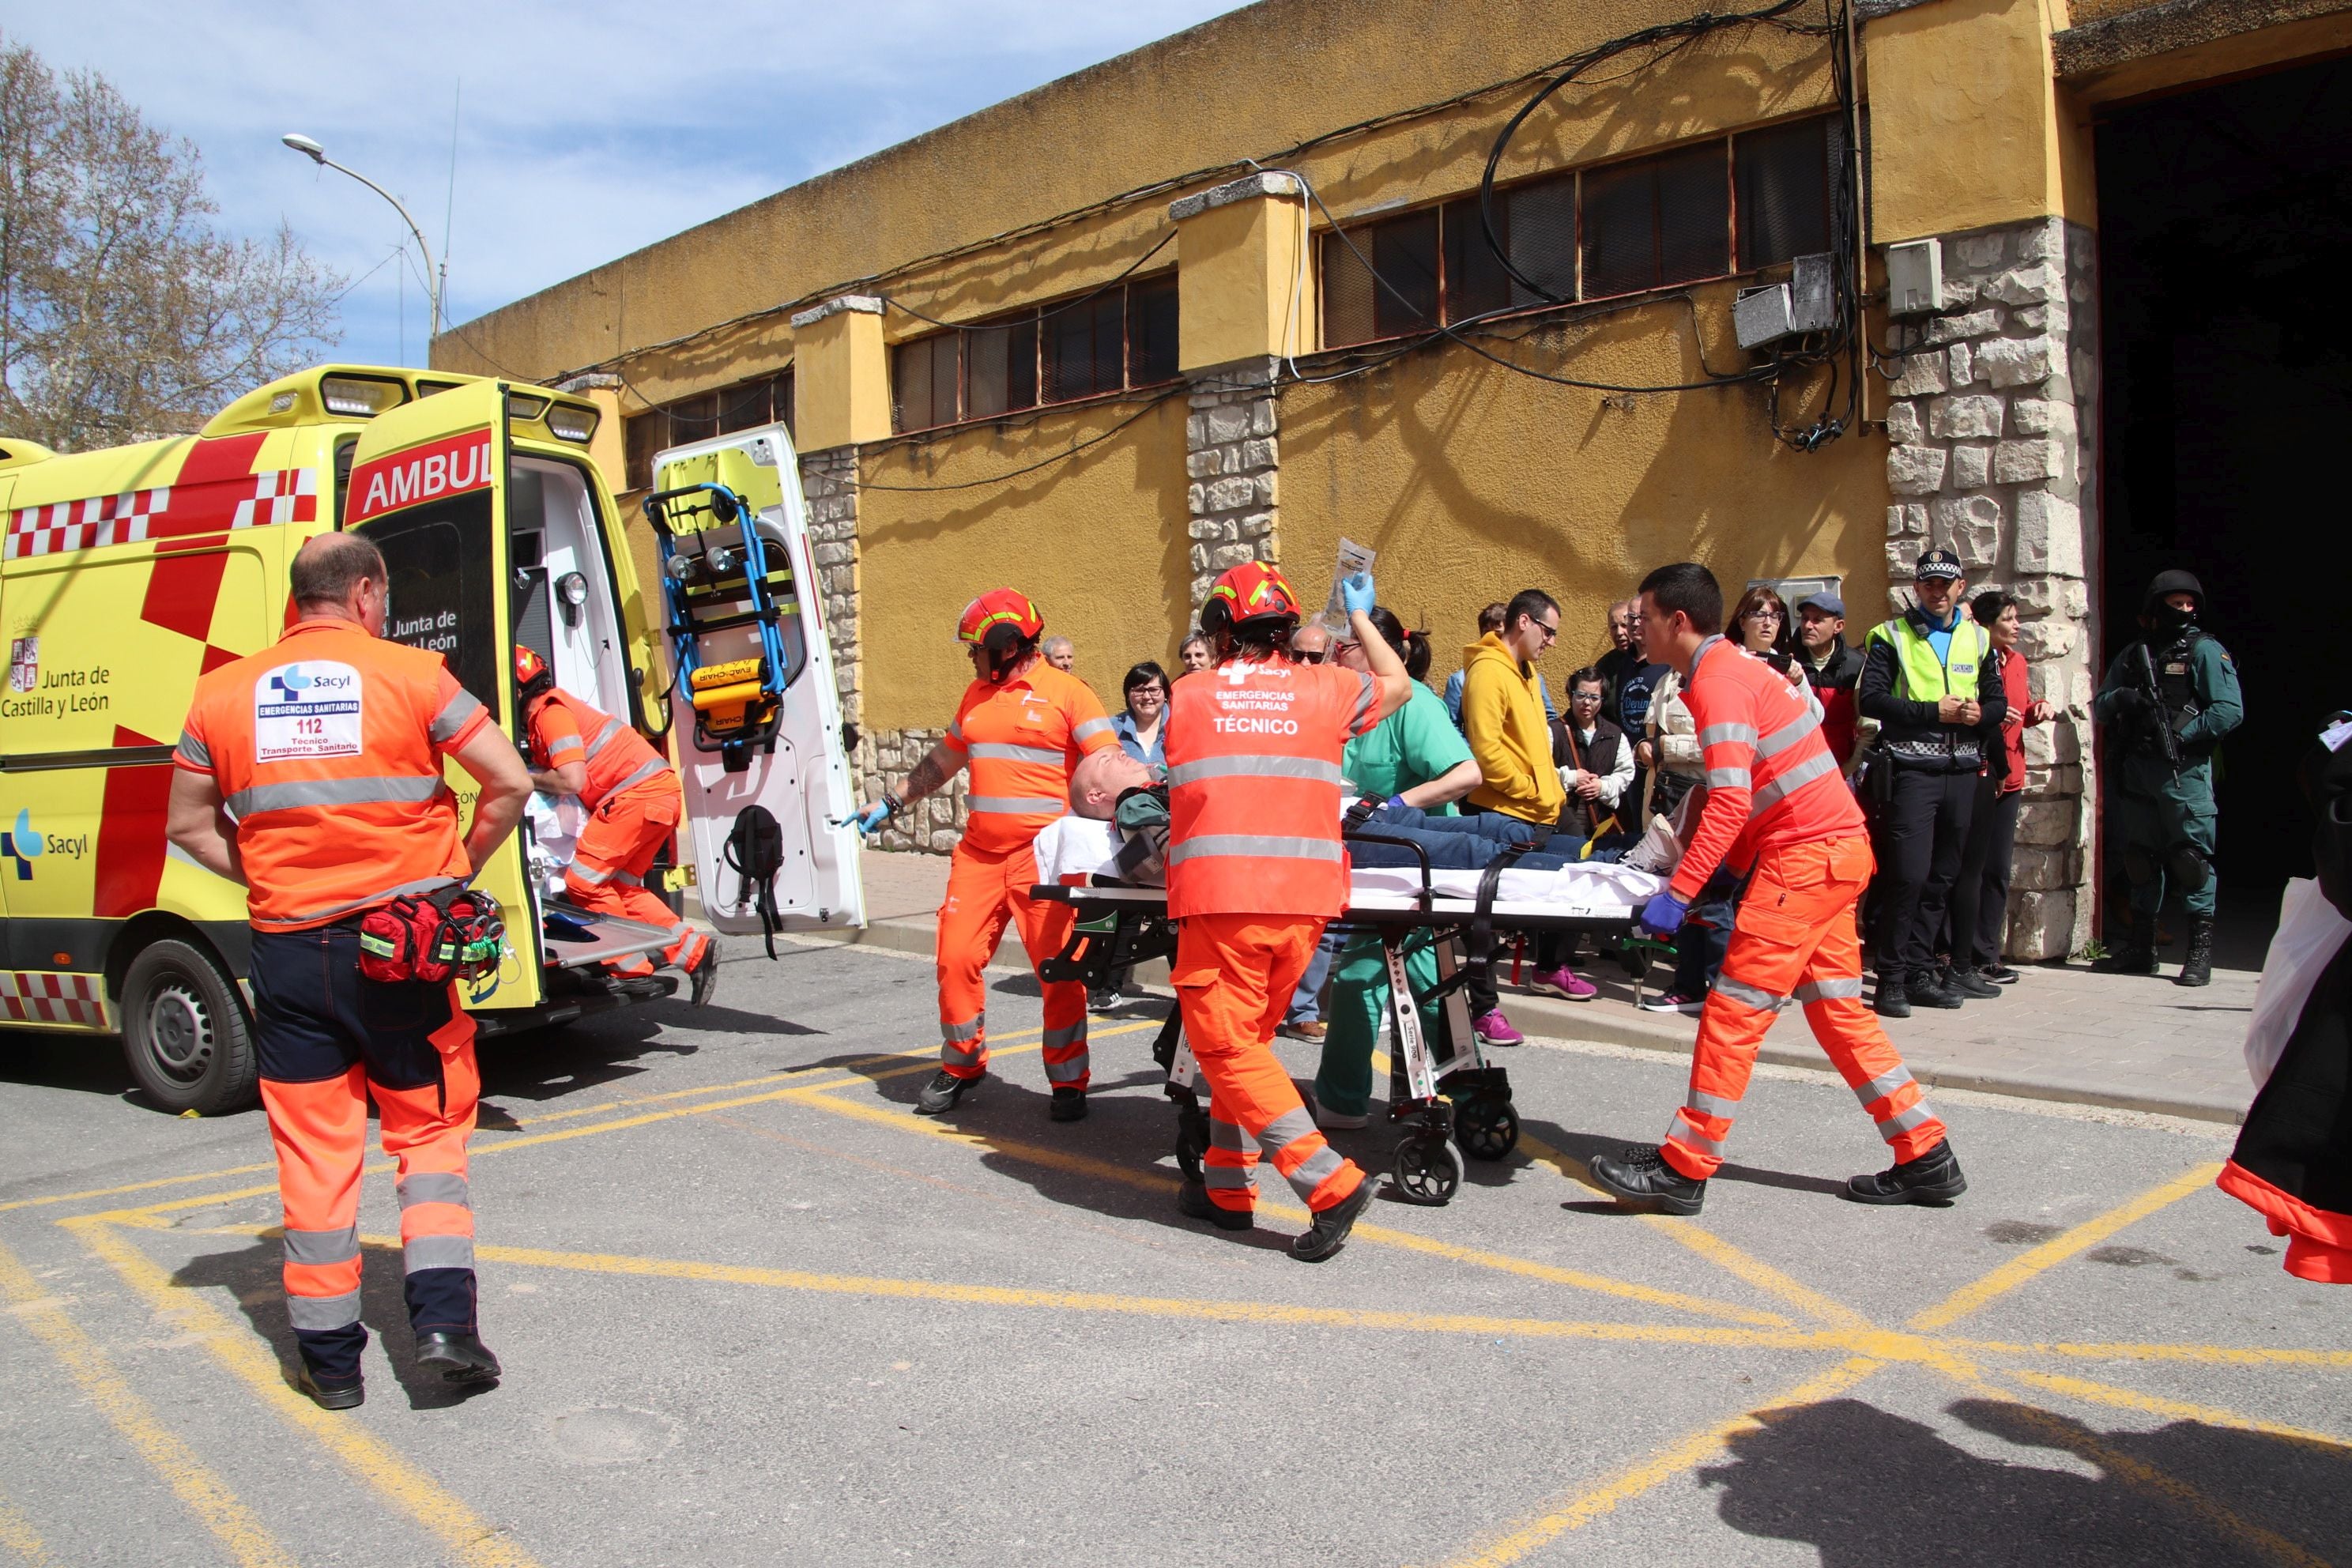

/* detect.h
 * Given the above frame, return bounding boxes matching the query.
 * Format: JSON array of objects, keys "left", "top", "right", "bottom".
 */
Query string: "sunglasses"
[{"left": 1296, "top": 650, "right": 1328, "bottom": 665}]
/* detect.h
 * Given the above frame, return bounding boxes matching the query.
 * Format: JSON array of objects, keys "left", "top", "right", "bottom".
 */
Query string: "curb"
[{"left": 793, "top": 915, "right": 2245, "bottom": 1128}]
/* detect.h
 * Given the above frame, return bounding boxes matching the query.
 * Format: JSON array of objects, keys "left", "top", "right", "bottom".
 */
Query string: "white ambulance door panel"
[{"left": 646, "top": 426, "right": 865, "bottom": 933}]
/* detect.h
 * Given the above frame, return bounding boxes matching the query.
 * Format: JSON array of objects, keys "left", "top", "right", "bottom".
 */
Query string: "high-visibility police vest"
[
  {"left": 1164, "top": 657, "right": 1376, "bottom": 920},
  {"left": 175, "top": 620, "right": 489, "bottom": 932},
  {"left": 1866, "top": 612, "right": 1990, "bottom": 765},
  {"left": 526, "top": 688, "right": 671, "bottom": 809}
]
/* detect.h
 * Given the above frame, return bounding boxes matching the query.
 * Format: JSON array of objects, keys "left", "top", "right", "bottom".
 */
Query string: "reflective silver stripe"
[
  {"left": 1208, "top": 1119, "right": 1254, "bottom": 1152},
  {"left": 1042, "top": 1022, "right": 1087, "bottom": 1052},
  {"left": 584, "top": 718, "right": 626, "bottom": 758},
  {"left": 281, "top": 1224, "right": 358, "bottom": 1265},
  {"left": 544, "top": 734, "right": 584, "bottom": 757},
  {"left": 1665, "top": 1114, "right": 1726, "bottom": 1156},
  {"left": 969, "top": 743, "right": 1065, "bottom": 765},
  {"left": 940, "top": 1016, "right": 982, "bottom": 1042},
  {"left": 429, "top": 688, "right": 484, "bottom": 744},
  {"left": 1706, "top": 767, "right": 1751, "bottom": 790},
  {"left": 397, "top": 1173, "right": 469, "bottom": 1210},
  {"left": 943, "top": 720, "right": 966, "bottom": 748},
  {"left": 1072, "top": 717, "right": 1114, "bottom": 742},
  {"left": 1852, "top": 1066, "right": 1916, "bottom": 1108},
  {"left": 404, "top": 1234, "right": 475, "bottom": 1273},
  {"left": 605, "top": 759, "right": 669, "bottom": 797},
  {"left": 1287, "top": 1144, "right": 1344, "bottom": 1196},
  {"left": 967, "top": 795, "right": 1066, "bottom": 815},
  {"left": 1349, "top": 671, "right": 1376, "bottom": 726},
  {"left": 287, "top": 1290, "right": 362, "bottom": 1330},
  {"left": 1754, "top": 748, "right": 1839, "bottom": 808},
  {"left": 1755, "top": 710, "right": 1821, "bottom": 760},
  {"left": 1796, "top": 977, "right": 1868, "bottom": 1004},
  {"left": 1044, "top": 1053, "right": 1090, "bottom": 1085},
  {"left": 1876, "top": 1102, "right": 1937, "bottom": 1139},
  {"left": 281, "top": 876, "right": 457, "bottom": 926},
  {"left": 568, "top": 861, "right": 618, "bottom": 887},
  {"left": 175, "top": 729, "right": 210, "bottom": 767},
  {"left": 1697, "top": 722, "right": 1757, "bottom": 748},
  {"left": 1165, "top": 835, "right": 1342, "bottom": 865},
  {"left": 226, "top": 775, "right": 446, "bottom": 817},
  {"left": 608, "top": 869, "right": 643, "bottom": 889},
  {"left": 1713, "top": 974, "right": 1788, "bottom": 1013},
  {"left": 941, "top": 1042, "right": 982, "bottom": 1067},
  {"left": 1257, "top": 1108, "right": 1317, "bottom": 1155},
  {"left": 1685, "top": 1089, "right": 1740, "bottom": 1120},
  {"left": 1166, "top": 756, "right": 1344, "bottom": 786},
  {"left": 1204, "top": 1166, "right": 1253, "bottom": 1189}
]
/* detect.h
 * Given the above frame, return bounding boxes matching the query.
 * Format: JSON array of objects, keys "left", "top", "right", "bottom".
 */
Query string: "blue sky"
[{"left": 6, "top": 2, "right": 1248, "bottom": 374}]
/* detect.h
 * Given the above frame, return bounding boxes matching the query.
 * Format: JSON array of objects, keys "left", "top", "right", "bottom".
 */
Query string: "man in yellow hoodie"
[{"left": 1460, "top": 587, "right": 1596, "bottom": 1007}]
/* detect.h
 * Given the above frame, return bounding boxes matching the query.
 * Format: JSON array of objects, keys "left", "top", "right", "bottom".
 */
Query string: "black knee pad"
[
  {"left": 2122, "top": 845, "right": 2157, "bottom": 887},
  {"left": 2168, "top": 842, "right": 2213, "bottom": 892}
]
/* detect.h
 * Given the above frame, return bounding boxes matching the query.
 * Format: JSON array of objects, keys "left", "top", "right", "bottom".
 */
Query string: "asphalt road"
[{"left": 2, "top": 937, "right": 2346, "bottom": 1568}]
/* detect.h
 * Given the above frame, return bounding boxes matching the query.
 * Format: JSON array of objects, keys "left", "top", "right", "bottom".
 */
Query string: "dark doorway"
[{"left": 2095, "top": 53, "right": 2352, "bottom": 956}]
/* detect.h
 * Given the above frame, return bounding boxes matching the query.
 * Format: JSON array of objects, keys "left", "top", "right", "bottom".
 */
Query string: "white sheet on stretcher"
[{"left": 1031, "top": 816, "right": 1664, "bottom": 918}]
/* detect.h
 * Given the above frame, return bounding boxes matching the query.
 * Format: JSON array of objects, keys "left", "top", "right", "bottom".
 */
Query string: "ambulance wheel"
[
  {"left": 1392, "top": 1134, "right": 1463, "bottom": 1206},
  {"left": 1454, "top": 1094, "right": 1520, "bottom": 1161},
  {"left": 122, "top": 940, "right": 257, "bottom": 1115}
]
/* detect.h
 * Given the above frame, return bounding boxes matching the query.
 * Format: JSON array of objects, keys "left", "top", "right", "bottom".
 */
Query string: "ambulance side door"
[{"left": 342, "top": 383, "right": 544, "bottom": 1010}]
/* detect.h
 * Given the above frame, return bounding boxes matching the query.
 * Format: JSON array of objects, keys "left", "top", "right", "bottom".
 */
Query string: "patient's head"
[{"left": 1070, "top": 748, "right": 1154, "bottom": 819}]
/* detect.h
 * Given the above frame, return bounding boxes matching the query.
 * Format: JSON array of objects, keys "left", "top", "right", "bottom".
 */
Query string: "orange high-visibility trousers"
[
  {"left": 566, "top": 780, "right": 710, "bottom": 978},
  {"left": 1173, "top": 914, "right": 1366, "bottom": 1215},
  {"left": 1662, "top": 835, "right": 1948, "bottom": 1182},
  {"left": 936, "top": 839, "right": 1089, "bottom": 1090}
]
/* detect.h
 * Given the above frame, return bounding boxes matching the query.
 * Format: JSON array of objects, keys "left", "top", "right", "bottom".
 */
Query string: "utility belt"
[{"left": 357, "top": 884, "right": 506, "bottom": 986}]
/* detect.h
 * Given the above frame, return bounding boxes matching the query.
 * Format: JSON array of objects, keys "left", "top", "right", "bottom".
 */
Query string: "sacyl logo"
[{"left": 2, "top": 808, "right": 43, "bottom": 880}]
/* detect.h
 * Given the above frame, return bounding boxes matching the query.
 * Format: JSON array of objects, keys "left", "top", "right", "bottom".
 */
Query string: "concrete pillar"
[{"left": 788, "top": 296, "right": 891, "bottom": 454}]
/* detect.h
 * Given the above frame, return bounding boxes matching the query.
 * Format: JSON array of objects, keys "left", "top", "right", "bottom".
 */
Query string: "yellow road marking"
[
  {"left": 2005, "top": 1367, "right": 2352, "bottom": 1453},
  {"left": 0, "top": 1163, "right": 281, "bottom": 1216},
  {"left": 1433, "top": 1356, "right": 1887, "bottom": 1567},
  {"left": 1516, "top": 1129, "right": 1872, "bottom": 1330},
  {"left": 784, "top": 1079, "right": 1789, "bottom": 1325},
  {"left": 0, "top": 1235, "right": 297, "bottom": 1568},
  {"left": 1948, "top": 1336, "right": 2352, "bottom": 1369},
  {"left": 66, "top": 1217, "right": 541, "bottom": 1568},
  {"left": 0, "top": 1491, "right": 51, "bottom": 1567},
  {"left": 1909, "top": 1162, "right": 2223, "bottom": 1332}
]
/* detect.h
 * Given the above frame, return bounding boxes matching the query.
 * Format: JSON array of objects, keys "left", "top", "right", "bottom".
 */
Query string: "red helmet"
[
  {"left": 1200, "top": 560, "right": 1303, "bottom": 637},
  {"left": 956, "top": 589, "right": 1045, "bottom": 646},
  {"left": 513, "top": 645, "right": 552, "bottom": 692}
]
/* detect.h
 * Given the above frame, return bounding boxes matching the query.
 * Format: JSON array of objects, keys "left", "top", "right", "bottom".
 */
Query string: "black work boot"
[
  {"left": 295, "top": 1364, "right": 364, "bottom": 1410},
  {"left": 689, "top": 942, "right": 722, "bottom": 1007},
  {"left": 2094, "top": 939, "right": 2158, "bottom": 976},
  {"left": 1176, "top": 1179, "right": 1253, "bottom": 1232},
  {"left": 915, "top": 1070, "right": 983, "bottom": 1116},
  {"left": 414, "top": 1331, "right": 502, "bottom": 1385},
  {"left": 1905, "top": 973, "right": 1966, "bottom": 1009},
  {"left": 1049, "top": 1087, "right": 1087, "bottom": 1122},
  {"left": 1588, "top": 1145, "right": 1708, "bottom": 1216},
  {"left": 2176, "top": 918, "right": 2216, "bottom": 988},
  {"left": 1291, "top": 1174, "right": 1380, "bottom": 1261},
  {"left": 1845, "top": 1140, "right": 1968, "bottom": 1205},
  {"left": 1946, "top": 966, "right": 2001, "bottom": 1001},
  {"left": 1874, "top": 974, "right": 1912, "bottom": 1019}
]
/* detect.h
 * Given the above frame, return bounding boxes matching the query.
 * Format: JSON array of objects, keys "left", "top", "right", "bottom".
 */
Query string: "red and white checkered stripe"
[
  {"left": 0, "top": 971, "right": 106, "bottom": 1027},
  {"left": 230, "top": 468, "right": 318, "bottom": 530},
  {"left": 6, "top": 488, "right": 171, "bottom": 560}
]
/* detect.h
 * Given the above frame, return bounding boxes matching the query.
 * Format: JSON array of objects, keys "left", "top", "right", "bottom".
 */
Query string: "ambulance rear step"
[{"left": 536, "top": 900, "right": 674, "bottom": 968}]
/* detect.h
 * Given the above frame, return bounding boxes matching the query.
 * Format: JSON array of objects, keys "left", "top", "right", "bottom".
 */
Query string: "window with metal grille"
[
  {"left": 1323, "top": 174, "right": 1577, "bottom": 347},
  {"left": 1321, "top": 207, "right": 1439, "bottom": 348},
  {"left": 1582, "top": 141, "right": 1731, "bottom": 300},
  {"left": 1735, "top": 116, "right": 1837, "bottom": 270},
  {"left": 890, "top": 272, "right": 1180, "bottom": 434},
  {"left": 622, "top": 372, "right": 796, "bottom": 489}
]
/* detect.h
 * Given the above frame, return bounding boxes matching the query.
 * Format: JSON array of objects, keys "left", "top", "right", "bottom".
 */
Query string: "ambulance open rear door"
[{"left": 643, "top": 426, "right": 864, "bottom": 943}]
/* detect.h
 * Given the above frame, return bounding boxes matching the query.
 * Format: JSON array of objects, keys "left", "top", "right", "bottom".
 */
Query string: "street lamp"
[{"left": 281, "top": 132, "right": 443, "bottom": 345}]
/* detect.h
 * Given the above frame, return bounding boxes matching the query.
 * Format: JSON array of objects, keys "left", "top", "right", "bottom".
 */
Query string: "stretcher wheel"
[
  {"left": 1454, "top": 1095, "right": 1520, "bottom": 1161},
  {"left": 1392, "top": 1134, "right": 1463, "bottom": 1205}
]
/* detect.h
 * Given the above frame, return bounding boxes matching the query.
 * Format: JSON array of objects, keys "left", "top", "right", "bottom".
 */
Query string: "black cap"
[
  {"left": 2143, "top": 569, "right": 2203, "bottom": 612},
  {"left": 1913, "top": 548, "right": 1964, "bottom": 582}
]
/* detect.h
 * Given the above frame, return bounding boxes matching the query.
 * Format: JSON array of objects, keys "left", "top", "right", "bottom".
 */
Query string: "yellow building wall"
[
  {"left": 1278, "top": 277, "right": 1890, "bottom": 689},
  {"left": 856, "top": 398, "right": 1194, "bottom": 729}
]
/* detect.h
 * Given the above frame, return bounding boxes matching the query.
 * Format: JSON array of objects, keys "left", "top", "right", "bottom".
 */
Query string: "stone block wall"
[
  {"left": 1184, "top": 357, "right": 1283, "bottom": 605},
  {"left": 1881, "top": 217, "right": 2100, "bottom": 959}
]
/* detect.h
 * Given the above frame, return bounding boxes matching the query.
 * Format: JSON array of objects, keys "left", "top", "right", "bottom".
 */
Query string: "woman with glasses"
[
  {"left": 1109, "top": 662, "right": 1169, "bottom": 775},
  {"left": 1730, "top": 585, "right": 1800, "bottom": 665}
]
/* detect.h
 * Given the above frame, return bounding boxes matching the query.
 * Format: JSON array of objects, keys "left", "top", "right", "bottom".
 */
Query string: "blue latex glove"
[
  {"left": 1340, "top": 571, "right": 1378, "bottom": 615},
  {"left": 1638, "top": 891, "right": 1689, "bottom": 938},
  {"left": 853, "top": 800, "right": 894, "bottom": 837}
]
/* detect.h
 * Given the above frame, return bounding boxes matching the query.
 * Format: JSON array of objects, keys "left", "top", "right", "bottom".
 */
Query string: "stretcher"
[{"left": 1030, "top": 818, "right": 1667, "bottom": 1205}]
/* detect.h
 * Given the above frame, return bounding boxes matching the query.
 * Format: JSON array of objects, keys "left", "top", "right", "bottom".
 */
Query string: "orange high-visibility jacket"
[
  {"left": 525, "top": 688, "right": 671, "bottom": 809},
  {"left": 1165, "top": 657, "right": 1379, "bottom": 919},
  {"left": 939, "top": 663, "right": 1116, "bottom": 855},
  {"left": 175, "top": 620, "right": 492, "bottom": 932},
  {"left": 1669, "top": 634, "right": 1866, "bottom": 904}
]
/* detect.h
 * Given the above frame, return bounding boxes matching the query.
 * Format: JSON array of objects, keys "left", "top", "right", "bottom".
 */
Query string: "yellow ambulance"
[{"left": 0, "top": 364, "right": 859, "bottom": 1114}]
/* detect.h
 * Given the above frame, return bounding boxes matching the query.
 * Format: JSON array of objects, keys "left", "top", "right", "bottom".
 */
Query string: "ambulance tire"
[{"left": 121, "top": 939, "right": 258, "bottom": 1116}]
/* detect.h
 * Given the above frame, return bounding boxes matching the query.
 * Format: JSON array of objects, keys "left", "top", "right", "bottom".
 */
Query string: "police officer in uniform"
[{"left": 2092, "top": 569, "right": 2244, "bottom": 986}]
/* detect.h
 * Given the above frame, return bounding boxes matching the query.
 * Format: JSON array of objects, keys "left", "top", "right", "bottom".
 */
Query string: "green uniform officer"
[
  {"left": 2092, "top": 569, "right": 2244, "bottom": 987},
  {"left": 1310, "top": 610, "right": 1483, "bottom": 1128}
]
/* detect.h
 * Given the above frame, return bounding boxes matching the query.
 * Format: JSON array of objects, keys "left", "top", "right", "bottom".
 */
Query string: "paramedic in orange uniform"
[
  {"left": 854, "top": 590, "right": 1117, "bottom": 1121},
  {"left": 1166, "top": 563, "right": 1411, "bottom": 1261},
  {"left": 1589, "top": 563, "right": 1966, "bottom": 1216},
  {"left": 514, "top": 646, "right": 718, "bottom": 1005},
  {"left": 166, "top": 533, "right": 533, "bottom": 1408}
]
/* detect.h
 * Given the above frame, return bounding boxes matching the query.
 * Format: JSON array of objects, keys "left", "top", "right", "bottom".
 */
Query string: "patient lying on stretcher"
[{"left": 1065, "top": 748, "right": 1578, "bottom": 887}]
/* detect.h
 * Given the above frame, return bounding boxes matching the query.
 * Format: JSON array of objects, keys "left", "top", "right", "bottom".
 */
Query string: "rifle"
[{"left": 2135, "top": 643, "right": 2184, "bottom": 774}]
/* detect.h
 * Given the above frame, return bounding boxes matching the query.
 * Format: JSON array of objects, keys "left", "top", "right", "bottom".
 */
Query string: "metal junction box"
[
  {"left": 1736, "top": 252, "right": 1839, "bottom": 349},
  {"left": 1886, "top": 239, "right": 1943, "bottom": 316}
]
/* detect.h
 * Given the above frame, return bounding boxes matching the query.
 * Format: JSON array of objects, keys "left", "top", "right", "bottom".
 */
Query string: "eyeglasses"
[
  {"left": 1534, "top": 620, "right": 1559, "bottom": 646},
  {"left": 1296, "top": 650, "right": 1327, "bottom": 665},
  {"left": 1570, "top": 691, "right": 1603, "bottom": 704},
  {"left": 1743, "top": 607, "right": 1784, "bottom": 621}
]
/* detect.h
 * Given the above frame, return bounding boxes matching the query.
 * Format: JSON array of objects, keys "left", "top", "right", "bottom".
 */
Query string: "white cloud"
[{"left": 6, "top": 1, "right": 1246, "bottom": 369}]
